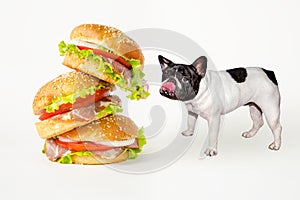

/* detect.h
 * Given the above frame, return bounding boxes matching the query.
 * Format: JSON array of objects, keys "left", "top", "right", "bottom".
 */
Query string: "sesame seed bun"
[
  {"left": 32, "top": 71, "right": 111, "bottom": 115},
  {"left": 70, "top": 24, "right": 144, "bottom": 65},
  {"left": 59, "top": 114, "right": 138, "bottom": 142}
]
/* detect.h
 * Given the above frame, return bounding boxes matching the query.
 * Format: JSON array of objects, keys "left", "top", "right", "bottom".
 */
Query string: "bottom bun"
[{"left": 70, "top": 151, "right": 129, "bottom": 165}]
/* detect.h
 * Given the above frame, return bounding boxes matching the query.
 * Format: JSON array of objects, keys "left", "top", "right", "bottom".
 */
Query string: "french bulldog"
[{"left": 158, "top": 55, "right": 282, "bottom": 156}]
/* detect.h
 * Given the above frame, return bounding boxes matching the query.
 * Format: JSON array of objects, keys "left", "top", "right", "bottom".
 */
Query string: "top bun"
[
  {"left": 32, "top": 71, "right": 111, "bottom": 115},
  {"left": 70, "top": 24, "right": 144, "bottom": 65},
  {"left": 59, "top": 114, "right": 139, "bottom": 141}
]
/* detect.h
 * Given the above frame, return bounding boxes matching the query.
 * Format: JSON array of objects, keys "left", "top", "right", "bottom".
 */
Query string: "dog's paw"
[
  {"left": 268, "top": 141, "right": 281, "bottom": 151},
  {"left": 181, "top": 130, "right": 194, "bottom": 136},
  {"left": 242, "top": 131, "right": 255, "bottom": 138},
  {"left": 204, "top": 148, "right": 218, "bottom": 156}
]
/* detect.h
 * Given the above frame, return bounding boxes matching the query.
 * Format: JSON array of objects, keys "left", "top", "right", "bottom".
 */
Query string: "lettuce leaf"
[
  {"left": 59, "top": 41, "right": 150, "bottom": 100},
  {"left": 125, "top": 127, "right": 146, "bottom": 159},
  {"left": 127, "top": 59, "right": 142, "bottom": 69},
  {"left": 56, "top": 151, "right": 93, "bottom": 164},
  {"left": 96, "top": 103, "right": 123, "bottom": 117},
  {"left": 44, "top": 84, "right": 109, "bottom": 113}
]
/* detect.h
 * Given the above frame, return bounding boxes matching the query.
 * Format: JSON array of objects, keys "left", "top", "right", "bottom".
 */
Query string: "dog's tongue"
[{"left": 161, "top": 82, "right": 176, "bottom": 92}]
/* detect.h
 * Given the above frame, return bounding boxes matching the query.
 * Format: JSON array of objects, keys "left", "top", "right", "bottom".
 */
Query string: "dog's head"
[{"left": 158, "top": 55, "right": 207, "bottom": 101}]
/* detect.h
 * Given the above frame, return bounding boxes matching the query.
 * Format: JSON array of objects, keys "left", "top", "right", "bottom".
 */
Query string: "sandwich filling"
[
  {"left": 42, "top": 96, "right": 122, "bottom": 122},
  {"left": 43, "top": 128, "right": 146, "bottom": 164},
  {"left": 38, "top": 81, "right": 121, "bottom": 121}
]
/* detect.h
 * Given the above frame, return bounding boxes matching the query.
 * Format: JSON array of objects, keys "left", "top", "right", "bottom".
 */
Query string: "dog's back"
[{"left": 203, "top": 67, "right": 280, "bottom": 113}]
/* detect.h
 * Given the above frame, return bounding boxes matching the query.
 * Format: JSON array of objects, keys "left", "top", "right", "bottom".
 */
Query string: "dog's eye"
[{"left": 182, "top": 77, "right": 189, "bottom": 83}]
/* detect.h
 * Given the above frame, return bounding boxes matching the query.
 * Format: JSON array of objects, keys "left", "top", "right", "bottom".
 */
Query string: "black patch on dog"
[
  {"left": 226, "top": 68, "right": 248, "bottom": 83},
  {"left": 245, "top": 102, "right": 263, "bottom": 114},
  {"left": 261, "top": 68, "right": 278, "bottom": 85}
]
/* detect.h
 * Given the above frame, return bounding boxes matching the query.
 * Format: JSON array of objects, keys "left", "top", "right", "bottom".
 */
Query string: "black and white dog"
[{"left": 158, "top": 55, "right": 282, "bottom": 156}]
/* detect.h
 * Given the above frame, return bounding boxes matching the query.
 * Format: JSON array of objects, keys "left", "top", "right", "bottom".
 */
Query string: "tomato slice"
[
  {"left": 39, "top": 88, "right": 110, "bottom": 121},
  {"left": 77, "top": 45, "right": 132, "bottom": 69},
  {"left": 55, "top": 139, "right": 115, "bottom": 151}
]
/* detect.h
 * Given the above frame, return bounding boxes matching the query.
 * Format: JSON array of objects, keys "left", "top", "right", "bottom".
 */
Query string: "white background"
[{"left": 1, "top": 0, "right": 300, "bottom": 199}]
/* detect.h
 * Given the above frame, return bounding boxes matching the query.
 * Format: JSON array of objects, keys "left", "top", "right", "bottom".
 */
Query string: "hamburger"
[
  {"left": 33, "top": 71, "right": 146, "bottom": 164},
  {"left": 44, "top": 115, "right": 145, "bottom": 165},
  {"left": 33, "top": 71, "right": 121, "bottom": 138},
  {"left": 59, "top": 24, "right": 149, "bottom": 100}
]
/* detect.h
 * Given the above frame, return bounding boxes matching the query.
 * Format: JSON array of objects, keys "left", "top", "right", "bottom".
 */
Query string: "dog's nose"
[{"left": 168, "top": 78, "right": 176, "bottom": 84}]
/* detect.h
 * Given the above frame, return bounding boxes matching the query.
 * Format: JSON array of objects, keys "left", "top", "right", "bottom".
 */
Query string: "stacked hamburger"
[{"left": 33, "top": 24, "right": 149, "bottom": 164}]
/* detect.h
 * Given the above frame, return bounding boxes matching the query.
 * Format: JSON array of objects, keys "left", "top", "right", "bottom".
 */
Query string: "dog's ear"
[
  {"left": 192, "top": 56, "right": 207, "bottom": 77},
  {"left": 158, "top": 55, "right": 173, "bottom": 70}
]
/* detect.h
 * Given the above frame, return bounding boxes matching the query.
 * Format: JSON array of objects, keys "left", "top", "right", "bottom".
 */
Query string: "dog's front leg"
[
  {"left": 182, "top": 111, "right": 198, "bottom": 136},
  {"left": 204, "top": 115, "right": 221, "bottom": 156}
]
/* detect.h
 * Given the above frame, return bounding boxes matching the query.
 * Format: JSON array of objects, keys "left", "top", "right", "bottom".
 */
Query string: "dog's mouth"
[{"left": 160, "top": 82, "right": 177, "bottom": 100}]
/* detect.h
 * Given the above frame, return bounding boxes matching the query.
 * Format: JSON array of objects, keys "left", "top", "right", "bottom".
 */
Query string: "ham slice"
[
  {"left": 45, "top": 138, "right": 69, "bottom": 161},
  {"left": 92, "top": 148, "right": 124, "bottom": 159},
  {"left": 52, "top": 95, "right": 121, "bottom": 122},
  {"left": 44, "top": 137, "right": 139, "bottom": 162},
  {"left": 72, "top": 103, "right": 96, "bottom": 122}
]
